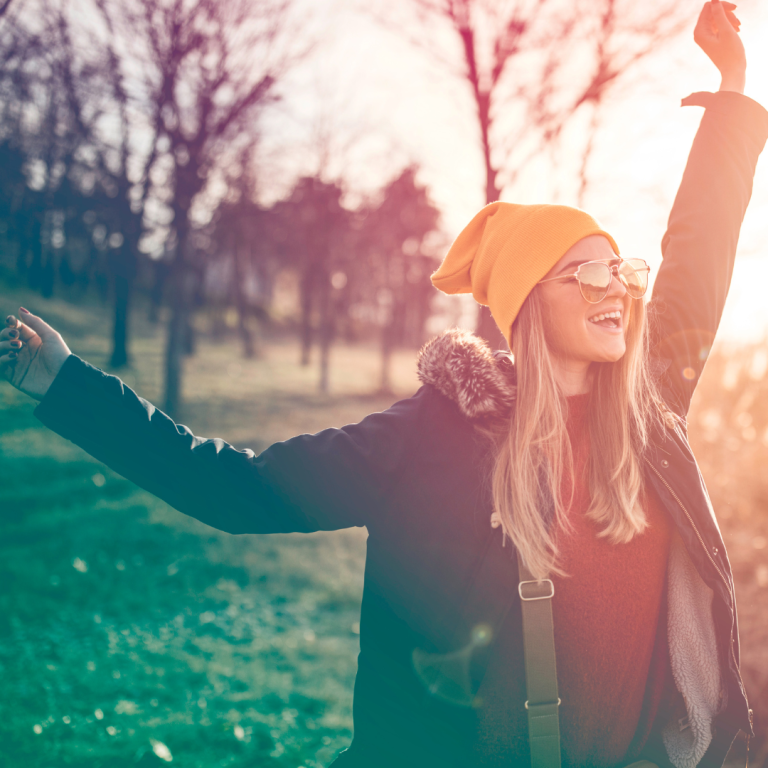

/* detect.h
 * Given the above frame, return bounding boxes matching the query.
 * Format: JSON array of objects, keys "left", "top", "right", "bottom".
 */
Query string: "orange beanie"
[{"left": 431, "top": 202, "right": 620, "bottom": 348}]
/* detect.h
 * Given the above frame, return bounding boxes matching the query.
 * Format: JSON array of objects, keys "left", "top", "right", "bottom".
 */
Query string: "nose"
[{"left": 605, "top": 267, "right": 628, "bottom": 299}]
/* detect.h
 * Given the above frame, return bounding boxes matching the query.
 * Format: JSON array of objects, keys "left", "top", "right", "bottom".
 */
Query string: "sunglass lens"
[
  {"left": 577, "top": 262, "right": 611, "bottom": 302},
  {"left": 619, "top": 260, "right": 649, "bottom": 299}
]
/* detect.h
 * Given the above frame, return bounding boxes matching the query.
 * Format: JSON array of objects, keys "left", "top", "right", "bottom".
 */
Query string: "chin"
[
  {"left": 588, "top": 341, "right": 626, "bottom": 363},
  {"left": 600, "top": 347, "right": 626, "bottom": 363}
]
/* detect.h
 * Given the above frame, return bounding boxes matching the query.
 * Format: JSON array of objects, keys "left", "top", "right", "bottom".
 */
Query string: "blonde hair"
[{"left": 489, "top": 288, "right": 662, "bottom": 580}]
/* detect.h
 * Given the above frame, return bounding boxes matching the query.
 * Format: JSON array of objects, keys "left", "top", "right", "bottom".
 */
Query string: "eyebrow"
[{"left": 556, "top": 256, "right": 620, "bottom": 275}]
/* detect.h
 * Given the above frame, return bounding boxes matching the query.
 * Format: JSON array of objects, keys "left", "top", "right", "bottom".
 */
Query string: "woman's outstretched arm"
[
  {"left": 0, "top": 309, "right": 426, "bottom": 535},
  {"left": 648, "top": 1, "right": 768, "bottom": 417}
]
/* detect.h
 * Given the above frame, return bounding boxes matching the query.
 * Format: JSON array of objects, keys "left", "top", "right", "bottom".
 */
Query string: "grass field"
[
  {"left": 1, "top": 280, "right": 768, "bottom": 767},
  {"left": 0, "top": 281, "right": 420, "bottom": 768}
]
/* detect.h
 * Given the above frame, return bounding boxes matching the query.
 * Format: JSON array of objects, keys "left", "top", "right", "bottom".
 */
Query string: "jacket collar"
[{"left": 417, "top": 329, "right": 515, "bottom": 419}]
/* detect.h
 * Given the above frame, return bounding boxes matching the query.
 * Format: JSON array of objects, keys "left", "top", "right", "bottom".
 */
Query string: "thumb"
[{"left": 18, "top": 308, "right": 59, "bottom": 342}]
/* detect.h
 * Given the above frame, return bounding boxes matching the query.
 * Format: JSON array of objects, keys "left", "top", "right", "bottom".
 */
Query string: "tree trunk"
[
  {"left": 380, "top": 322, "right": 393, "bottom": 394},
  {"left": 163, "top": 231, "right": 196, "bottom": 415},
  {"left": 472, "top": 112, "right": 505, "bottom": 348},
  {"left": 164, "top": 265, "right": 189, "bottom": 417},
  {"left": 40, "top": 250, "right": 55, "bottom": 298},
  {"left": 461, "top": 25, "right": 505, "bottom": 349},
  {"left": 27, "top": 218, "right": 43, "bottom": 291},
  {"left": 110, "top": 241, "right": 136, "bottom": 369},
  {"left": 15, "top": 218, "right": 29, "bottom": 276},
  {"left": 183, "top": 312, "right": 196, "bottom": 356},
  {"left": 232, "top": 241, "right": 255, "bottom": 359},
  {"left": 149, "top": 260, "right": 168, "bottom": 324},
  {"left": 300, "top": 269, "right": 315, "bottom": 366},
  {"left": 181, "top": 266, "right": 201, "bottom": 357},
  {"left": 237, "top": 307, "right": 256, "bottom": 359},
  {"left": 379, "top": 287, "right": 394, "bottom": 394},
  {"left": 162, "top": 155, "right": 206, "bottom": 413},
  {"left": 110, "top": 272, "right": 131, "bottom": 369},
  {"left": 473, "top": 153, "right": 506, "bottom": 348},
  {"left": 318, "top": 273, "right": 332, "bottom": 394}
]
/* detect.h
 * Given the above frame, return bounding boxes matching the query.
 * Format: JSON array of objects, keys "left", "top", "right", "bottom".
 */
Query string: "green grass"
[{"left": 0, "top": 281, "right": 421, "bottom": 768}]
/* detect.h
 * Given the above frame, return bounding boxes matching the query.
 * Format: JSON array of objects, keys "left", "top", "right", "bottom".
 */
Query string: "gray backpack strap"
[{"left": 517, "top": 550, "right": 562, "bottom": 768}]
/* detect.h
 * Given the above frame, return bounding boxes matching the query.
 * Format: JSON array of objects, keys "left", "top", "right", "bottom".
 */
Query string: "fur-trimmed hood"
[{"left": 417, "top": 328, "right": 515, "bottom": 420}]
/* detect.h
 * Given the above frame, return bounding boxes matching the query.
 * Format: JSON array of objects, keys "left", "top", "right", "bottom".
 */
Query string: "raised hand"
[
  {"left": 694, "top": 1, "right": 746, "bottom": 93},
  {"left": 0, "top": 308, "right": 71, "bottom": 401}
]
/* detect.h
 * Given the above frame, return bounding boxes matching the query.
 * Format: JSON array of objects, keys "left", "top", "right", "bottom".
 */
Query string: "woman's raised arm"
[
  {"left": 1, "top": 309, "right": 427, "bottom": 535},
  {"left": 648, "top": 1, "right": 768, "bottom": 416}
]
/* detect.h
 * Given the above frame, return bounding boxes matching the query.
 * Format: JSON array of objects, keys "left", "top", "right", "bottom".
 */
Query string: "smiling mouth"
[{"left": 588, "top": 310, "right": 622, "bottom": 329}]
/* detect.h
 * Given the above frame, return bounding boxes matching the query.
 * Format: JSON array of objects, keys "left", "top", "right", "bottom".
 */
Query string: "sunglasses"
[{"left": 537, "top": 258, "right": 650, "bottom": 303}]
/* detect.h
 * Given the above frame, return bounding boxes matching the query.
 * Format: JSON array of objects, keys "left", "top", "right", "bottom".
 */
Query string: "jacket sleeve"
[
  {"left": 648, "top": 91, "right": 768, "bottom": 417},
  {"left": 33, "top": 354, "right": 426, "bottom": 534}
]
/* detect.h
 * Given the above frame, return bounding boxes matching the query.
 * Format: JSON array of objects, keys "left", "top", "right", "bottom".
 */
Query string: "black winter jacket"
[{"left": 34, "top": 91, "right": 768, "bottom": 768}]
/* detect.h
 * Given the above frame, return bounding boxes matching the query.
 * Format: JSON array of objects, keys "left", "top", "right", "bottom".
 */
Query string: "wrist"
[{"left": 719, "top": 69, "right": 746, "bottom": 94}]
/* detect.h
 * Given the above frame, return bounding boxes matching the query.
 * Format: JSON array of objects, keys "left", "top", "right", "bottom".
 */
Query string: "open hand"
[
  {"left": 0, "top": 308, "right": 71, "bottom": 401},
  {"left": 694, "top": 1, "right": 746, "bottom": 90}
]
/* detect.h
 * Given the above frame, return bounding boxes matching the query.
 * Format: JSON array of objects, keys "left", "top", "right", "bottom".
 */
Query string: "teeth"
[{"left": 588, "top": 310, "right": 622, "bottom": 324}]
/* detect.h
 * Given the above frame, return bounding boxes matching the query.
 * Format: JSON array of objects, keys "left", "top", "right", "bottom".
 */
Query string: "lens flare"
[{"left": 412, "top": 623, "right": 493, "bottom": 707}]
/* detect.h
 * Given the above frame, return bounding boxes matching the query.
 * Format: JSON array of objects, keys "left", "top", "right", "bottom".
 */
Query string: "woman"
[{"left": 2, "top": 3, "right": 766, "bottom": 767}]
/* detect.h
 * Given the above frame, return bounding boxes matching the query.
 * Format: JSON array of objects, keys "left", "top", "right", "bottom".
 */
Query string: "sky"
[{"left": 260, "top": 0, "right": 768, "bottom": 345}]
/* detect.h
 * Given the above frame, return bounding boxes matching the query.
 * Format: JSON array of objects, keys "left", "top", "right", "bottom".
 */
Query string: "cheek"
[{"left": 543, "top": 296, "right": 588, "bottom": 348}]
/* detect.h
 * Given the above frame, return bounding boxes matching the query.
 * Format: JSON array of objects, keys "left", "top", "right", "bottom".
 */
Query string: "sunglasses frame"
[{"left": 537, "top": 258, "right": 650, "bottom": 304}]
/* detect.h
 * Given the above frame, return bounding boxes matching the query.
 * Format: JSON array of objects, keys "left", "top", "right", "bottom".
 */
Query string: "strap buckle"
[
  {"left": 518, "top": 578, "right": 555, "bottom": 601},
  {"left": 525, "top": 698, "right": 561, "bottom": 710}
]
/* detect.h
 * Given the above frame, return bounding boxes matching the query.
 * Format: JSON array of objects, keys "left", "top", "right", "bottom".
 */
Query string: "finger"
[
  {"left": 0, "top": 339, "right": 23, "bottom": 353},
  {"left": 17, "top": 308, "right": 57, "bottom": 342},
  {"left": 6, "top": 312, "right": 35, "bottom": 343},
  {"left": 723, "top": 7, "right": 740, "bottom": 25},
  {"left": 14, "top": 322, "right": 37, "bottom": 343},
  {"left": 711, "top": 0, "right": 734, "bottom": 31},
  {"left": 0, "top": 325, "right": 20, "bottom": 341},
  {"left": 0, "top": 350, "right": 19, "bottom": 371}
]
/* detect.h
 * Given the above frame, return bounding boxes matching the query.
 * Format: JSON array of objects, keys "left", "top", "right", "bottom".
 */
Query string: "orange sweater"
[{"left": 475, "top": 394, "right": 673, "bottom": 767}]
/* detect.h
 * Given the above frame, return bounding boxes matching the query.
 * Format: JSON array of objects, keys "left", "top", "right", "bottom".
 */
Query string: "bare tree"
[
  {"left": 365, "top": 167, "right": 439, "bottom": 393},
  {"left": 385, "top": 0, "right": 693, "bottom": 346},
  {"left": 0, "top": 0, "right": 156, "bottom": 366},
  {"left": 209, "top": 157, "right": 273, "bottom": 361},
  {"left": 277, "top": 176, "right": 347, "bottom": 393},
  {"left": 0, "top": 2, "right": 107, "bottom": 297},
  {"left": 111, "top": 0, "right": 300, "bottom": 415},
  {"left": 547, "top": 0, "right": 688, "bottom": 207},
  {"left": 49, "top": 2, "right": 155, "bottom": 369},
  {"left": 88, "top": 0, "right": 162, "bottom": 369}
]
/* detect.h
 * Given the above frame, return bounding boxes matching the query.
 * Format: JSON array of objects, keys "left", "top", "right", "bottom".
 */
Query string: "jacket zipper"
[{"left": 643, "top": 456, "right": 749, "bottom": 710}]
